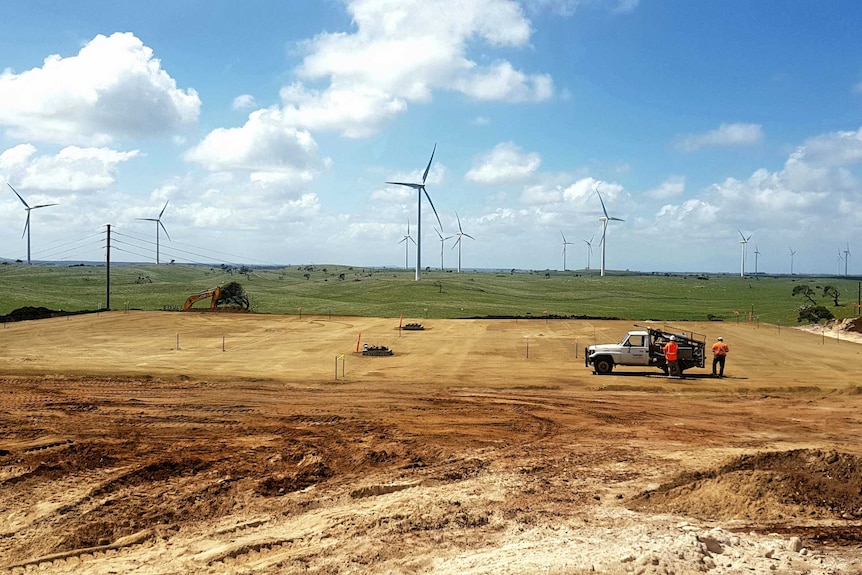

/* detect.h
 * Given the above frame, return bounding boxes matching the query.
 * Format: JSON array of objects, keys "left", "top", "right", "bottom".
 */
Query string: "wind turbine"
[
  {"left": 398, "top": 220, "right": 416, "bottom": 270},
  {"left": 8, "top": 183, "right": 58, "bottom": 265},
  {"left": 753, "top": 244, "right": 761, "bottom": 275},
  {"left": 789, "top": 247, "right": 797, "bottom": 275},
  {"left": 434, "top": 228, "right": 453, "bottom": 271},
  {"left": 137, "top": 200, "right": 170, "bottom": 264},
  {"left": 844, "top": 243, "right": 851, "bottom": 276},
  {"left": 386, "top": 144, "right": 443, "bottom": 281},
  {"left": 583, "top": 234, "right": 594, "bottom": 270},
  {"left": 451, "top": 212, "right": 475, "bottom": 274},
  {"left": 560, "top": 231, "right": 575, "bottom": 271},
  {"left": 738, "top": 230, "right": 752, "bottom": 277},
  {"left": 595, "top": 187, "right": 624, "bottom": 277},
  {"left": 836, "top": 250, "right": 844, "bottom": 275}
]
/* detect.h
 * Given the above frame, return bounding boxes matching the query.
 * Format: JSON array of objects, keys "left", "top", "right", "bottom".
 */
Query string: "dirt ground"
[{"left": 1, "top": 312, "right": 862, "bottom": 574}]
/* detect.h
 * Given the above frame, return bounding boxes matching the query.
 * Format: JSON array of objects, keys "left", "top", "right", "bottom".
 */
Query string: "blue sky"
[{"left": 1, "top": 0, "right": 860, "bottom": 274}]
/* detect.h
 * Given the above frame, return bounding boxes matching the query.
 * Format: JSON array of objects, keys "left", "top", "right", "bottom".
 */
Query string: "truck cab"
[{"left": 618, "top": 331, "right": 650, "bottom": 366}]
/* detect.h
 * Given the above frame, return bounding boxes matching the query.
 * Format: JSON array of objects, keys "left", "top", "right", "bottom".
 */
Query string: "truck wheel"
[{"left": 594, "top": 357, "right": 613, "bottom": 375}]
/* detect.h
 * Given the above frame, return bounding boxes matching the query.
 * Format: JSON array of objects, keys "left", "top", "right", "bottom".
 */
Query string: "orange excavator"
[{"left": 182, "top": 287, "right": 221, "bottom": 311}]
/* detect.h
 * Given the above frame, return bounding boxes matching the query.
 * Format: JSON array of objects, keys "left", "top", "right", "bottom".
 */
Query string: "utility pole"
[{"left": 106, "top": 224, "right": 111, "bottom": 310}]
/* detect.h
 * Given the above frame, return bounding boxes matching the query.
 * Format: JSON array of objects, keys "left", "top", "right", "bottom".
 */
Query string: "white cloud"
[
  {"left": 677, "top": 122, "right": 764, "bottom": 152},
  {"left": 183, "top": 107, "right": 330, "bottom": 187},
  {"left": 233, "top": 94, "right": 256, "bottom": 110},
  {"left": 279, "top": 83, "right": 406, "bottom": 139},
  {"left": 654, "top": 126, "right": 862, "bottom": 241},
  {"left": 456, "top": 61, "right": 554, "bottom": 103},
  {"left": 467, "top": 142, "right": 542, "bottom": 185},
  {"left": 646, "top": 175, "right": 685, "bottom": 200},
  {"left": 281, "top": 0, "right": 552, "bottom": 137},
  {"left": 0, "top": 33, "right": 200, "bottom": 146},
  {"left": 2, "top": 144, "right": 138, "bottom": 191}
]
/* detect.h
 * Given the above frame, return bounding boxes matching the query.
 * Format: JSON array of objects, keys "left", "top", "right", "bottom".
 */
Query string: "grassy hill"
[{"left": 1, "top": 262, "right": 860, "bottom": 325}]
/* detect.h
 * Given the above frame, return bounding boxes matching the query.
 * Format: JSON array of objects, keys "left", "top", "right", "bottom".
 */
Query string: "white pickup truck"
[{"left": 585, "top": 325, "right": 705, "bottom": 375}]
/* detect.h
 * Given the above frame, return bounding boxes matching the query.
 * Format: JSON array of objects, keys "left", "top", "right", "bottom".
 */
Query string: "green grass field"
[{"left": 1, "top": 262, "right": 860, "bottom": 325}]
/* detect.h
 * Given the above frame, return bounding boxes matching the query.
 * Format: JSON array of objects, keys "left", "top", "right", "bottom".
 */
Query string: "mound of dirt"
[
  {"left": 0, "top": 306, "right": 96, "bottom": 322},
  {"left": 841, "top": 317, "right": 862, "bottom": 333},
  {"left": 630, "top": 449, "right": 862, "bottom": 523}
]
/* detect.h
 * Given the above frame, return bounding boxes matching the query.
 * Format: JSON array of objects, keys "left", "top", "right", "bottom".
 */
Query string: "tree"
[
  {"left": 822, "top": 285, "right": 840, "bottom": 306},
  {"left": 792, "top": 284, "right": 817, "bottom": 305},
  {"left": 217, "top": 281, "right": 249, "bottom": 310},
  {"left": 797, "top": 305, "right": 834, "bottom": 324}
]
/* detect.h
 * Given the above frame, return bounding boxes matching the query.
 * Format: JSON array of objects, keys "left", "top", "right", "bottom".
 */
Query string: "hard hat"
[
  {"left": 669, "top": 335, "right": 676, "bottom": 341},
  {"left": 717, "top": 336, "right": 723, "bottom": 341}
]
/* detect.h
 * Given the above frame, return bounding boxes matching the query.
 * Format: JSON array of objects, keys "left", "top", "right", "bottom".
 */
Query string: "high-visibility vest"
[
  {"left": 712, "top": 342, "right": 729, "bottom": 356},
  {"left": 663, "top": 341, "right": 678, "bottom": 361}
]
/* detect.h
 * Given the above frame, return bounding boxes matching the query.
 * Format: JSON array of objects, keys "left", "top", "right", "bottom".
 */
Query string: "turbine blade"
[
  {"left": 386, "top": 181, "right": 423, "bottom": 189},
  {"left": 424, "top": 188, "right": 443, "bottom": 230},
  {"left": 22, "top": 212, "right": 30, "bottom": 238},
  {"left": 463, "top": 233, "right": 475, "bottom": 240},
  {"left": 9, "top": 183, "right": 30, "bottom": 208},
  {"left": 421, "top": 143, "right": 436, "bottom": 184},
  {"left": 595, "top": 188, "right": 610, "bottom": 219},
  {"left": 159, "top": 200, "right": 169, "bottom": 219},
  {"left": 160, "top": 220, "right": 171, "bottom": 241},
  {"left": 31, "top": 203, "right": 58, "bottom": 209},
  {"left": 609, "top": 217, "right": 625, "bottom": 222}
]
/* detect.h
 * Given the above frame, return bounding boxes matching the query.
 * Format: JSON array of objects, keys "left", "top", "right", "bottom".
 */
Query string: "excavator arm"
[{"left": 182, "top": 287, "right": 221, "bottom": 311}]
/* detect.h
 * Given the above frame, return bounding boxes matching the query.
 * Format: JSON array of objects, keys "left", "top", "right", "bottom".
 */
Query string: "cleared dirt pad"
[{"left": 1, "top": 313, "right": 862, "bottom": 574}]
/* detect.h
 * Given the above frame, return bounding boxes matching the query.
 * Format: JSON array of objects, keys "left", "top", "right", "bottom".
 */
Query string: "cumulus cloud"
[
  {"left": 1, "top": 143, "right": 138, "bottom": 191},
  {"left": 281, "top": 0, "right": 553, "bottom": 137},
  {"left": 654, "top": 126, "right": 862, "bottom": 241},
  {"left": 467, "top": 142, "right": 542, "bottom": 185},
  {"left": 183, "top": 108, "right": 330, "bottom": 187},
  {"left": 232, "top": 94, "right": 256, "bottom": 110},
  {"left": 0, "top": 32, "right": 200, "bottom": 146},
  {"left": 646, "top": 175, "right": 685, "bottom": 200},
  {"left": 676, "top": 122, "right": 764, "bottom": 152}
]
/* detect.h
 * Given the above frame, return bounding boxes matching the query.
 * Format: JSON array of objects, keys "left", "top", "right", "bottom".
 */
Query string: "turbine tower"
[
  {"left": 789, "top": 247, "right": 797, "bottom": 275},
  {"left": 560, "top": 231, "right": 574, "bottom": 271},
  {"left": 398, "top": 220, "right": 416, "bottom": 270},
  {"left": 583, "top": 234, "right": 594, "bottom": 270},
  {"left": 434, "top": 228, "right": 453, "bottom": 271},
  {"left": 137, "top": 201, "right": 171, "bottom": 264},
  {"left": 844, "top": 243, "right": 851, "bottom": 276},
  {"left": 738, "top": 230, "right": 752, "bottom": 277},
  {"left": 596, "top": 187, "right": 624, "bottom": 277},
  {"left": 8, "top": 183, "right": 58, "bottom": 265},
  {"left": 753, "top": 244, "right": 761, "bottom": 275},
  {"left": 451, "top": 212, "right": 475, "bottom": 274},
  {"left": 386, "top": 144, "right": 443, "bottom": 281}
]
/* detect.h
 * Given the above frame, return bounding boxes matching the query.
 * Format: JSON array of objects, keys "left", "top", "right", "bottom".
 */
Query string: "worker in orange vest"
[
  {"left": 711, "top": 336, "right": 729, "bottom": 377},
  {"left": 663, "top": 335, "right": 681, "bottom": 378}
]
